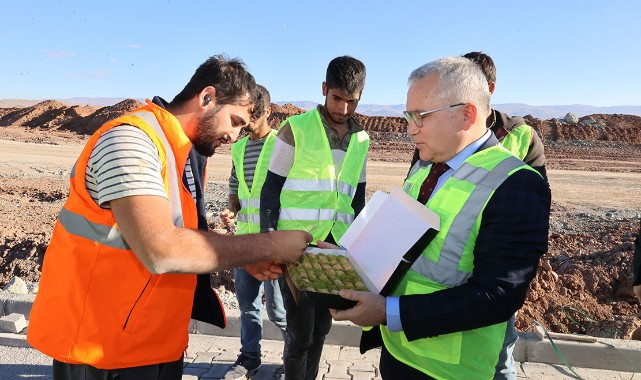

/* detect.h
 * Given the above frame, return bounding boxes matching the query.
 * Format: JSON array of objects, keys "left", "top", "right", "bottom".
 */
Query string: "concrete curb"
[
  {"left": 0, "top": 331, "right": 29, "bottom": 348},
  {"left": 3, "top": 294, "right": 641, "bottom": 373},
  {"left": 516, "top": 331, "right": 641, "bottom": 372}
]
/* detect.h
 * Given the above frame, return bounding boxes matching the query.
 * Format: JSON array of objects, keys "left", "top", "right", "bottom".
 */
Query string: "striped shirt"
[
  {"left": 86, "top": 125, "right": 197, "bottom": 208},
  {"left": 228, "top": 137, "right": 268, "bottom": 195}
]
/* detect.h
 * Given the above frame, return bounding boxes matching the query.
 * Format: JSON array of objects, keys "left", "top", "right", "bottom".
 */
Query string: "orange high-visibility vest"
[{"left": 28, "top": 100, "right": 199, "bottom": 369}]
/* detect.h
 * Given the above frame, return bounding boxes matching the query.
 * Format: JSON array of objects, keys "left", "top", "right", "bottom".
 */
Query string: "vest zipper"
[{"left": 123, "top": 276, "right": 152, "bottom": 330}]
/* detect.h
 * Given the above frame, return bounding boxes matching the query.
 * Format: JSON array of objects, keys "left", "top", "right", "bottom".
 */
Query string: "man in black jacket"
[
  {"left": 330, "top": 56, "right": 550, "bottom": 379},
  {"left": 408, "top": 52, "right": 548, "bottom": 379}
]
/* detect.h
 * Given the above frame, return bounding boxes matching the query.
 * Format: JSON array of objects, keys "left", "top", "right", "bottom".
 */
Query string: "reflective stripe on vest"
[
  {"left": 279, "top": 208, "right": 354, "bottom": 224},
  {"left": 237, "top": 213, "right": 260, "bottom": 224},
  {"left": 410, "top": 156, "right": 524, "bottom": 287},
  {"left": 282, "top": 179, "right": 357, "bottom": 199},
  {"left": 57, "top": 111, "right": 185, "bottom": 250},
  {"left": 239, "top": 198, "right": 261, "bottom": 209},
  {"left": 59, "top": 208, "right": 130, "bottom": 250},
  {"left": 131, "top": 111, "right": 184, "bottom": 227}
]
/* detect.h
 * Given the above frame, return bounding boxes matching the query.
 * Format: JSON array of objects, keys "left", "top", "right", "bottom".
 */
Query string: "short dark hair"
[
  {"left": 462, "top": 51, "right": 496, "bottom": 84},
  {"left": 325, "top": 56, "right": 366, "bottom": 95},
  {"left": 252, "top": 84, "right": 271, "bottom": 120},
  {"left": 171, "top": 54, "right": 257, "bottom": 109}
]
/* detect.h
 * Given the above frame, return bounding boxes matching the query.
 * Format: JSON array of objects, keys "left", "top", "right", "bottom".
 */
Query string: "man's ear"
[
  {"left": 322, "top": 82, "right": 327, "bottom": 97},
  {"left": 461, "top": 103, "right": 478, "bottom": 130},
  {"left": 265, "top": 106, "right": 272, "bottom": 119},
  {"left": 200, "top": 86, "right": 217, "bottom": 109},
  {"left": 488, "top": 82, "right": 496, "bottom": 95}
]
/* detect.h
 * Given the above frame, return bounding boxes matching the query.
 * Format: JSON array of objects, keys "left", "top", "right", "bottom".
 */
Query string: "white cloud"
[
  {"left": 90, "top": 71, "right": 111, "bottom": 77},
  {"left": 46, "top": 50, "right": 76, "bottom": 59},
  {"left": 123, "top": 44, "right": 142, "bottom": 49}
]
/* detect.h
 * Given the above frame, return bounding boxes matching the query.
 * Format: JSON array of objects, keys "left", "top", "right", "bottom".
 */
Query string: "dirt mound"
[
  {"left": 520, "top": 203, "right": 641, "bottom": 338},
  {"left": 59, "top": 99, "right": 144, "bottom": 135},
  {"left": 0, "top": 100, "right": 70, "bottom": 129},
  {"left": 525, "top": 114, "right": 641, "bottom": 143},
  {"left": 0, "top": 99, "right": 143, "bottom": 136},
  {"left": 269, "top": 103, "right": 307, "bottom": 128}
]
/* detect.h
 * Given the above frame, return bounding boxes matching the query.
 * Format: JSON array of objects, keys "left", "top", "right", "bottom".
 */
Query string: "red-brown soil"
[{"left": 1, "top": 100, "right": 640, "bottom": 341}]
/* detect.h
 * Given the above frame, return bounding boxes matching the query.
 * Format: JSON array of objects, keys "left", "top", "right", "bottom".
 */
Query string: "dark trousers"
[
  {"left": 52, "top": 356, "right": 183, "bottom": 380},
  {"left": 280, "top": 276, "right": 332, "bottom": 380},
  {"left": 380, "top": 345, "right": 436, "bottom": 380}
]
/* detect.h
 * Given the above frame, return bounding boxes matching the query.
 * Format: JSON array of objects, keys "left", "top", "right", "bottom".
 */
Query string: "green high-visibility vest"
[
  {"left": 500, "top": 124, "right": 532, "bottom": 160},
  {"left": 383, "top": 146, "right": 539, "bottom": 380},
  {"left": 231, "top": 130, "right": 277, "bottom": 234},
  {"left": 277, "top": 108, "right": 369, "bottom": 242}
]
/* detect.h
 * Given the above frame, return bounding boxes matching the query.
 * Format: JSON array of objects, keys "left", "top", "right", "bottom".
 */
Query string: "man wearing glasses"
[
  {"left": 409, "top": 52, "right": 547, "bottom": 181},
  {"left": 330, "top": 56, "right": 550, "bottom": 379},
  {"left": 405, "top": 52, "right": 549, "bottom": 380}
]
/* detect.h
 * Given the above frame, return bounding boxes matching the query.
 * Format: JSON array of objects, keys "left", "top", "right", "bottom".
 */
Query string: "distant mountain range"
[
  {"left": 1, "top": 98, "right": 640, "bottom": 120},
  {"left": 278, "top": 101, "right": 641, "bottom": 119}
]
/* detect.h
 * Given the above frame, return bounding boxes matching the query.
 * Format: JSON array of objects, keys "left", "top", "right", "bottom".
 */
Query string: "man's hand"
[
  {"left": 268, "top": 230, "right": 312, "bottom": 264},
  {"left": 317, "top": 240, "right": 340, "bottom": 249},
  {"left": 634, "top": 285, "right": 641, "bottom": 304},
  {"left": 245, "top": 261, "right": 283, "bottom": 281},
  {"left": 220, "top": 208, "right": 236, "bottom": 232},
  {"left": 329, "top": 290, "right": 387, "bottom": 327}
]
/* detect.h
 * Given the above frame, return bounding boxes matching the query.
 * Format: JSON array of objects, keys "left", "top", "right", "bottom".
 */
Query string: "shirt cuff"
[{"left": 386, "top": 296, "right": 402, "bottom": 332}]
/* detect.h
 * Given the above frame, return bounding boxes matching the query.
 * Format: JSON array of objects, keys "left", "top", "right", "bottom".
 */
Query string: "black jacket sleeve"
[
  {"left": 633, "top": 220, "right": 641, "bottom": 286},
  {"left": 260, "top": 170, "right": 287, "bottom": 232},
  {"left": 352, "top": 182, "right": 366, "bottom": 217},
  {"left": 524, "top": 129, "right": 548, "bottom": 182},
  {"left": 399, "top": 169, "right": 551, "bottom": 341}
]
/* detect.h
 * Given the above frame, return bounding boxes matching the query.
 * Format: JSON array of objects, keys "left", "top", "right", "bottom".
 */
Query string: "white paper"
[{"left": 339, "top": 187, "right": 440, "bottom": 293}]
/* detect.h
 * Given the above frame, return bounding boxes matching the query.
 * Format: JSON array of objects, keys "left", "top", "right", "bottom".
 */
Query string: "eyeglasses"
[{"left": 403, "top": 103, "right": 466, "bottom": 128}]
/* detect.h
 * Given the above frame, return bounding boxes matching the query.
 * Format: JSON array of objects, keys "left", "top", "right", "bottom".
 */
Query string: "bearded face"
[{"left": 191, "top": 104, "right": 223, "bottom": 157}]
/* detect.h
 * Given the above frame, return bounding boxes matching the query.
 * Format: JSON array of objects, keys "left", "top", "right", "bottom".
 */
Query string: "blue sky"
[{"left": 1, "top": 1, "right": 640, "bottom": 107}]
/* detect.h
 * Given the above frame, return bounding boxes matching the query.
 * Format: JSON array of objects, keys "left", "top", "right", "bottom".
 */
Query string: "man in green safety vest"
[
  {"left": 408, "top": 52, "right": 549, "bottom": 380},
  {"left": 220, "top": 85, "right": 287, "bottom": 379},
  {"left": 260, "top": 56, "right": 369, "bottom": 380},
  {"left": 330, "top": 56, "right": 550, "bottom": 380}
]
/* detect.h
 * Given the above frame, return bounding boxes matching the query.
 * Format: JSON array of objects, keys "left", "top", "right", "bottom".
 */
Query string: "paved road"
[{"left": 1, "top": 334, "right": 639, "bottom": 380}]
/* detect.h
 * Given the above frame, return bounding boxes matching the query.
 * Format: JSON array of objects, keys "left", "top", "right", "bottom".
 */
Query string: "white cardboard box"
[{"left": 286, "top": 187, "right": 440, "bottom": 309}]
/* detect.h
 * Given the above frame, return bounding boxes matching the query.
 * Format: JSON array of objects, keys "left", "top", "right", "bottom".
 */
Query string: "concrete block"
[
  {"left": 3, "top": 277, "right": 28, "bottom": 294},
  {"left": 190, "top": 351, "right": 217, "bottom": 368},
  {"left": 0, "top": 313, "right": 27, "bottom": 333},
  {"left": 325, "top": 359, "right": 351, "bottom": 378},
  {"left": 4, "top": 296, "right": 35, "bottom": 317}
]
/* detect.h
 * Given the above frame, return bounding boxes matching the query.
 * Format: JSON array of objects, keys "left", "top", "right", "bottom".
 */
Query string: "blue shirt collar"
[{"left": 445, "top": 129, "right": 491, "bottom": 170}]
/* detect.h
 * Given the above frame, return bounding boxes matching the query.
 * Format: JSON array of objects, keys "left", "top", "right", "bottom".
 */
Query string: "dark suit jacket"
[{"left": 361, "top": 133, "right": 551, "bottom": 351}]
